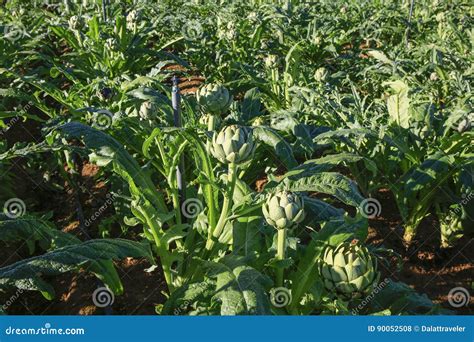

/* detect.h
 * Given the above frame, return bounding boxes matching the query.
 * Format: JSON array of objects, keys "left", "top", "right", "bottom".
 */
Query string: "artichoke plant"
[
  {"left": 196, "top": 83, "right": 233, "bottom": 115},
  {"left": 320, "top": 241, "right": 380, "bottom": 299},
  {"left": 262, "top": 191, "right": 305, "bottom": 230},
  {"left": 210, "top": 125, "right": 255, "bottom": 164}
]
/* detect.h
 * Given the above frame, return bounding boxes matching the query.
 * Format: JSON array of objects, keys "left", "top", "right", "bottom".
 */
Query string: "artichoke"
[
  {"left": 314, "top": 67, "right": 328, "bottom": 82},
  {"left": 262, "top": 191, "right": 305, "bottom": 229},
  {"left": 68, "top": 15, "right": 84, "bottom": 31},
  {"left": 320, "top": 241, "right": 380, "bottom": 299},
  {"left": 251, "top": 116, "right": 267, "bottom": 127},
  {"left": 457, "top": 117, "right": 471, "bottom": 133},
  {"left": 199, "top": 113, "right": 221, "bottom": 129},
  {"left": 139, "top": 101, "right": 158, "bottom": 121},
  {"left": 126, "top": 10, "right": 140, "bottom": 30},
  {"left": 196, "top": 83, "right": 233, "bottom": 115},
  {"left": 210, "top": 125, "right": 255, "bottom": 164}
]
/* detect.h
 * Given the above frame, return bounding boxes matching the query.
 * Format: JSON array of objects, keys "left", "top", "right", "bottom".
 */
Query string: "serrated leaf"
[{"left": 205, "top": 256, "right": 272, "bottom": 315}]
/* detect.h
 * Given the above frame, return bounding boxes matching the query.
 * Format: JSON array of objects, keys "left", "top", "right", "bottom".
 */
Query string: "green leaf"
[
  {"left": 0, "top": 239, "right": 153, "bottom": 299},
  {"left": 277, "top": 172, "right": 364, "bottom": 207},
  {"left": 253, "top": 126, "right": 297, "bottom": 169},
  {"left": 240, "top": 88, "right": 262, "bottom": 122},
  {"left": 232, "top": 215, "right": 263, "bottom": 258},
  {"left": 205, "top": 256, "right": 272, "bottom": 315},
  {"left": 383, "top": 80, "right": 410, "bottom": 129},
  {"left": 0, "top": 214, "right": 80, "bottom": 253},
  {"left": 369, "top": 280, "right": 448, "bottom": 314}
]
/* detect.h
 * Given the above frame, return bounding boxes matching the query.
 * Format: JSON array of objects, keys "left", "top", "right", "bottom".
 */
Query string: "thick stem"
[
  {"left": 205, "top": 162, "right": 237, "bottom": 252},
  {"left": 206, "top": 114, "right": 216, "bottom": 153},
  {"left": 276, "top": 228, "right": 287, "bottom": 287}
]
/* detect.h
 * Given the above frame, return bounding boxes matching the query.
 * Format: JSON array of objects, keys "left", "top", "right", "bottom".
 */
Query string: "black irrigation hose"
[{"left": 405, "top": 0, "right": 415, "bottom": 48}]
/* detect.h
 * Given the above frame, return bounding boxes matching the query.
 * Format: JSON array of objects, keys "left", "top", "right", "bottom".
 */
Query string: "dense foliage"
[{"left": 0, "top": 0, "right": 472, "bottom": 315}]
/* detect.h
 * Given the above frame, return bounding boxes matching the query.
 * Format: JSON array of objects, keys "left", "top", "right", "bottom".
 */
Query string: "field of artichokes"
[{"left": 0, "top": 0, "right": 472, "bottom": 315}]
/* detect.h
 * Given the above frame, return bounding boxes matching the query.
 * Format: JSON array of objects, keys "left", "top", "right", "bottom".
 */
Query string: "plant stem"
[
  {"left": 276, "top": 228, "right": 287, "bottom": 287},
  {"left": 206, "top": 114, "right": 216, "bottom": 153},
  {"left": 205, "top": 162, "right": 237, "bottom": 252}
]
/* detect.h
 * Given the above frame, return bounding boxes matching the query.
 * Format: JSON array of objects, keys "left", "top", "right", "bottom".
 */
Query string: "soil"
[{"left": 366, "top": 189, "right": 473, "bottom": 314}]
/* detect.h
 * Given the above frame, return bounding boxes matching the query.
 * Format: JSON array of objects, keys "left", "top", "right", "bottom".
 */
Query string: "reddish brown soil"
[{"left": 366, "top": 189, "right": 473, "bottom": 314}]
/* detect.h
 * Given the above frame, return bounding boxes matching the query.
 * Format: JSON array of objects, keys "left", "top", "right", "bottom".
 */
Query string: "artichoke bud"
[
  {"left": 104, "top": 37, "right": 118, "bottom": 51},
  {"left": 457, "top": 117, "right": 471, "bottom": 133},
  {"left": 314, "top": 67, "right": 328, "bottom": 82},
  {"left": 320, "top": 241, "right": 380, "bottom": 299},
  {"left": 251, "top": 116, "right": 267, "bottom": 127},
  {"left": 262, "top": 191, "right": 305, "bottom": 229},
  {"left": 196, "top": 83, "right": 233, "bottom": 115},
  {"left": 210, "top": 125, "right": 255, "bottom": 164},
  {"left": 199, "top": 113, "right": 221, "bottom": 128},
  {"left": 264, "top": 54, "right": 278, "bottom": 68},
  {"left": 68, "top": 15, "right": 84, "bottom": 31},
  {"left": 126, "top": 10, "right": 140, "bottom": 30},
  {"left": 139, "top": 101, "right": 158, "bottom": 121}
]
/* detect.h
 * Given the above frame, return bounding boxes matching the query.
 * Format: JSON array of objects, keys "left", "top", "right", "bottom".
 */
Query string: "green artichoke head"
[
  {"left": 251, "top": 116, "right": 267, "bottom": 127},
  {"left": 314, "top": 67, "right": 328, "bottom": 82},
  {"left": 320, "top": 241, "right": 380, "bottom": 299},
  {"left": 139, "top": 101, "right": 158, "bottom": 121},
  {"left": 196, "top": 83, "right": 233, "bottom": 115},
  {"left": 210, "top": 125, "right": 255, "bottom": 164},
  {"left": 68, "top": 15, "right": 84, "bottom": 31},
  {"left": 199, "top": 113, "right": 221, "bottom": 129},
  {"left": 262, "top": 190, "right": 305, "bottom": 229}
]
